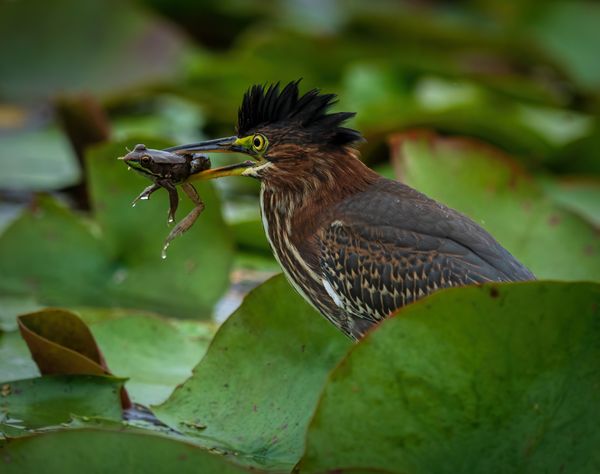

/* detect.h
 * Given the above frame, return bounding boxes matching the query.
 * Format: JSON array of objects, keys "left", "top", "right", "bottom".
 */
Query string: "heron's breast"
[{"left": 259, "top": 187, "right": 331, "bottom": 315}]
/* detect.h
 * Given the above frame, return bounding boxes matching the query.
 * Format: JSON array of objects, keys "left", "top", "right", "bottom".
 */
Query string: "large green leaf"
[
  {"left": 0, "top": 295, "right": 44, "bottom": 332},
  {"left": 392, "top": 132, "right": 600, "bottom": 280},
  {"left": 540, "top": 177, "right": 600, "bottom": 228},
  {"left": 0, "top": 126, "right": 80, "bottom": 191},
  {"left": 0, "top": 375, "right": 123, "bottom": 432},
  {"left": 0, "top": 137, "right": 234, "bottom": 318},
  {"left": 231, "top": 218, "right": 272, "bottom": 254},
  {"left": 529, "top": 1, "right": 600, "bottom": 92},
  {"left": 78, "top": 308, "right": 215, "bottom": 406},
  {"left": 154, "top": 275, "right": 351, "bottom": 471},
  {"left": 300, "top": 282, "right": 600, "bottom": 473},
  {"left": 0, "top": 196, "right": 113, "bottom": 308},
  {"left": 0, "top": 332, "right": 39, "bottom": 383},
  {"left": 0, "top": 427, "right": 250, "bottom": 473}
]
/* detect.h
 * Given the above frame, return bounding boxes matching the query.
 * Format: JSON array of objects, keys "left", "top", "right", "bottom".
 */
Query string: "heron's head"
[{"left": 166, "top": 81, "right": 364, "bottom": 185}]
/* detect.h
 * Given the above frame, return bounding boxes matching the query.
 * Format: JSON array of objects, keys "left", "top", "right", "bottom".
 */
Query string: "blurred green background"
[
  {"left": 1, "top": 0, "right": 599, "bottom": 322},
  {"left": 1, "top": 2, "right": 600, "bottom": 471}
]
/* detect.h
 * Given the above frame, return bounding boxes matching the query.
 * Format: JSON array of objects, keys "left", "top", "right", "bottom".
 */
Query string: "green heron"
[{"left": 167, "top": 81, "right": 535, "bottom": 340}]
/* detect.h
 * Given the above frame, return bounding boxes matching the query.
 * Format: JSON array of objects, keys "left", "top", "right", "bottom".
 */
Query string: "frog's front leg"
[
  {"left": 157, "top": 180, "right": 179, "bottom": 224},
  {"left": 161, "top": 183, "right": 205, "bottom": 259},
  {"left": 132, "top": 183, "right": 161, "bottom": 207}
]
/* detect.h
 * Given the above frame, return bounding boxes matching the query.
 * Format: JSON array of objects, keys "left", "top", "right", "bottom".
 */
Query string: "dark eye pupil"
[{"left": 254, "top": 137, "right": 261, "bottom": 147}]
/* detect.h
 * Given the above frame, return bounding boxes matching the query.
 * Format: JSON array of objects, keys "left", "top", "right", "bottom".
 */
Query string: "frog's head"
[{"left": 119, "top": 144, "right": 187, "bottom": 180}]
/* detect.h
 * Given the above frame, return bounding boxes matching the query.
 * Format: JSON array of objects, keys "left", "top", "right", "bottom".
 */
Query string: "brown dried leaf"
[{"left": 17, "top": 308, "right": 130, "bottom": 408}]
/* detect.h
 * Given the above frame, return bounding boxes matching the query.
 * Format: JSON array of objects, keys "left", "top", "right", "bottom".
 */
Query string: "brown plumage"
[{"left": 167, "top": 81, "right": 535, "bottom": 339}]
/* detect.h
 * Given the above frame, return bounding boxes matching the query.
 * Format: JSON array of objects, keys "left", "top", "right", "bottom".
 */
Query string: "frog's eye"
[
  {"left": 251, "top": 134, "right": 267, "bottom": 153},
  {"left": 141, "top": 155, "right": 151, "bottom": 166}
]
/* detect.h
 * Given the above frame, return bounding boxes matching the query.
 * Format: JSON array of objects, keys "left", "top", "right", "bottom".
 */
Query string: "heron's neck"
[
  {"left": 259, "top": 149, "right": 378, "bottom": 258},
  {"left": 261, "top": 149, "right": 377, "bottom": 214}
]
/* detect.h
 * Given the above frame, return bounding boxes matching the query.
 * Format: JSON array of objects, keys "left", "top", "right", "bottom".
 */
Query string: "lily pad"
[
  {"left": 231, "top": 218, "right": 271, "bottom": 254},
  {"left": 0, "top": 332, "right": 39, "bottom": 383},
  {"left": 154, "top": 275, "right": 351, "bottom": 471},
  {"left": 0, "top": 426, "right": 250, "bottom": 474},
  {"left": 540, "top": 177, "right": 600, "bottom": 228},
  {"left": 529, "top": 1, "right": 600, "bottom": 91},
  {"left": 0, "top": 295, "right": 44, "bottom": 332},
  {"left": 0, "top": 375, "right": 123, "bottom": 431},
  {"left": 78, "top": 308, "right": 215, "bottom": 406},
  {"left": 391, "top": 132, "right": 600, "bottom": 281},
  {"left": 0, "top": 126, "right": 80, "bottom": 192},
  {"left": 0, "top": 196, "right": 114, "bottom": 308},
  {"left": 300, "top": 281, "right": 600, "bottom": 473}
]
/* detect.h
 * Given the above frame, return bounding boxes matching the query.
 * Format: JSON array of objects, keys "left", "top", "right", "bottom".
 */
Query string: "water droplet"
[
  {"left": 140, "top": 195, "right": 149, "bottom": 200},
  {"left": 132, "top": 203, "right": 137, "bottom": 208},
  {"left": 161, "top": 244, "right": 169, "bottom": 259},
  {"left": 168, "top": 217, "right": 174, "bottom": 223},
  {"left": 127, "top": 166, "right": 131, "bottom": 171}
]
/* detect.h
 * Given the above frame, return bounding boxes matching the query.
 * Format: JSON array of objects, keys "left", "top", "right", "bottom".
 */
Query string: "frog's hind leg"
[
  {"left": 161, "top": 183, "right": 205, "bottom": 259},
  {"left": 132, "top": 183, "right": 160, "bottom": 207}
]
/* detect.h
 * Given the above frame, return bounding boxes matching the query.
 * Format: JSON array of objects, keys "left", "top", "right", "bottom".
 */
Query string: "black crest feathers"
[{"left": 237, "top": 80, "right": 362, "bottom": 147}]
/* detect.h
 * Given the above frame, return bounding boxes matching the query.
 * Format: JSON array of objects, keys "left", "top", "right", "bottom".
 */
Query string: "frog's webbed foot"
[
  {"left": 161, "top": 183, "right": 205, "bottom": 259},
  {"left": 132, "top": 184, "right": 160, "bottom": 207}
]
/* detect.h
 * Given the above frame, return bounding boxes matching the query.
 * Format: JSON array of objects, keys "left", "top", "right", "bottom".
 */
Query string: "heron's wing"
[
  {"left": 331, "top": 179, "right": 535, "bottom": 282},
  {"left": 318, "top": 220, "right": 506, "bottom": 325}
]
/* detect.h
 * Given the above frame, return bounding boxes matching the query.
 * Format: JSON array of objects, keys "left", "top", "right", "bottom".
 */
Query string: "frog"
[{"left": 119, "top": 144, "right": 211, "bottom": 258}]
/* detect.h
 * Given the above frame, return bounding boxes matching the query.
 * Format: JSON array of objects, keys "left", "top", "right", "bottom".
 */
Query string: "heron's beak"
[
  {"left": 165, "top": 136, "right": 257, "bottom": 181},
  {"left": 165, "top": 136, "right": 244, "bottom": 154}
]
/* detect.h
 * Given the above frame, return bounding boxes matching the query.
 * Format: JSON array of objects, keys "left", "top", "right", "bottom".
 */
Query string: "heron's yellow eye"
[{"left": 252, "top": 134, "right": 267, "bottom": 152}]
